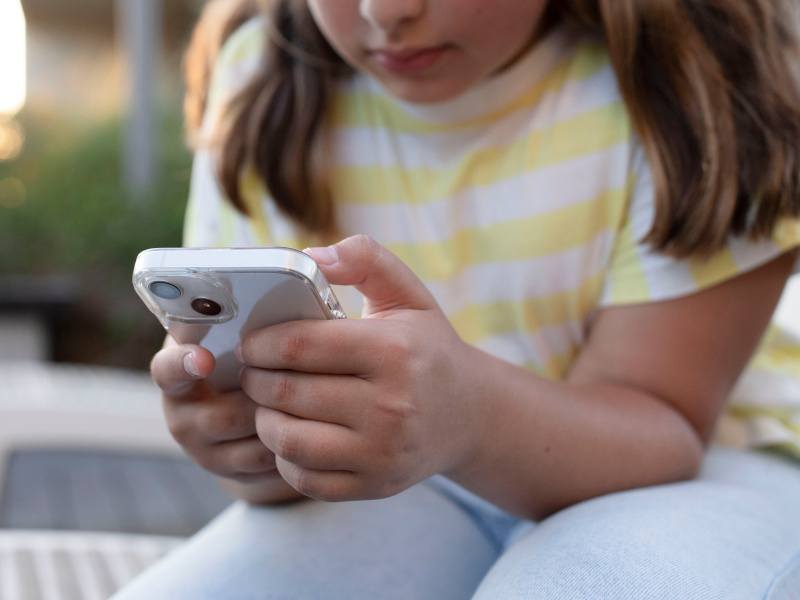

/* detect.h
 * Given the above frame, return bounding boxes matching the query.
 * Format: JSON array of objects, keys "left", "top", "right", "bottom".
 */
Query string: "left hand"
[{"left": 238, "top": 235, "right": 484, "bottom": 501}]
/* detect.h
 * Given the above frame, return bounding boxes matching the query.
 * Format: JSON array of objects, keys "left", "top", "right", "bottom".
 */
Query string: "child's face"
[{"left": 307, "top": 0, "right": 549, "bottom": 103}]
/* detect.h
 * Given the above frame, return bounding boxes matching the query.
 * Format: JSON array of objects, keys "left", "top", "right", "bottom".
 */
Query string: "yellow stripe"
[
  {"left": 274, "top": 238, "right": 302, "bottom": 250},
  {"left": 208, "top": 22, "right": 264, "bottom": 112},
  {"left": 450, "top": 274, "right": 602, "bottom": 348},
  {"left": 182, "top": 193, "right": 199, "bottom": 246},
  {"left": 332, "top": 103, "right": 629, "bottom": 206},
  {"left": 217, "top": 201, "right": 236, "bottom": 247},
  {"left": 332, "top": 41, "right": 609, "bottom": 134},
  {"left": 604, "top": 222, "right": 651, "bottom": 303},
  {"left": 687, "top": 247, "right": 739, "bottom": 289},
  {"left": 727, "top": 405, "right": 800, "bottom": 431},
  {"left": 222, "top": 25, "right": 263, "bottom": 65},
  {"left": 749, "top": 342, "right": 800, "bottom": 379},
  {"left": 240, "top": 166, "right": 271, "bottom": 245},
  {"left": 773, "top": 216, "right": 800, "bottom": 250},
  {"left": 521, "top": 347, "right": 580, "bottom": 381},
  {"left": 385, "top": 188, "right": 626, "bottom": 283}
]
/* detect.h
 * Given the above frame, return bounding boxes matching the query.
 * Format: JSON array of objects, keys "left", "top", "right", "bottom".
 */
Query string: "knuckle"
[
  {"left": 198, "top": 408, "right": 243, "bottom": 440},
  {"left": 289, "top": 468, "right": 315, "bottom": 497},
  {"left": 387, "top": 332, "right": 413, "bottom": 363},
  {"left": 239, "top": 337, "right": 254, "bottom": 364},
  {"left": 192, "top": 449, "right": 222, "bottom": 475},
  {"left": 239, "top": 367, "right": 256, "bottom": 397},
  {"left": 273, "top": 424, "right": 301, "bottom": 462},
  {"left": 312, "top": 487, "right": 340, "bottom": 502},
  {"left": 166, "top": 419, "right": 192, "bottom": 445},
  {"left": 376, "top": 477, "right": 405, "bottom": 500},
  {"left": 273, "top": 374, "right": 296, "bottom": 407},
  {"left": 352, "top": 233, "right": 376, "bottom": 249},
  {"left": 233, "top": 445, "right": 274, "bottom": 473},
  {"left": 376, "top": 395, "right": 416, "bottom": 422},
  {"left": 278, "top": 332, "right": 306, "bottom": 365}
]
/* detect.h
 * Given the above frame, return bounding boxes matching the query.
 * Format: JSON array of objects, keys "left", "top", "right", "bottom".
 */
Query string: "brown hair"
[{"left": 185, "top": 0, "right": 800, "bottom": 257}]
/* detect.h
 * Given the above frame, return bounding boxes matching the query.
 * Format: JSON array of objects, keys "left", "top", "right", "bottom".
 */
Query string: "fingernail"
[
  {"left": 303, "top": 245, "right": 338, "bottom": 265},
  {"left": 234, "top": 342, "right": 244, "bottom": 363},
  {"left": 183, "top": 352, "right": 201, "bottom": 378}
]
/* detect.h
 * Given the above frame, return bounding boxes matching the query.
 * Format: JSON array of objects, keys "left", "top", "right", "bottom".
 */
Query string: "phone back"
[{"left": 133, "top": 248, "right": 344, "bottom": 391}]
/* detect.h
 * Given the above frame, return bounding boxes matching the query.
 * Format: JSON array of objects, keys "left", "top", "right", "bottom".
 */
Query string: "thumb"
[{"left": 304, "top": 234, "right": 437, "bottom": 315}]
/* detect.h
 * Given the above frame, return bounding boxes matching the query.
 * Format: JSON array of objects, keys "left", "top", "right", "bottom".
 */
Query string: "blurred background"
[
  {"left": 1, "top": 2, "right": 799, "bottom": 598},
  {"left": 0, "top": 3, "right": 235, "bottom": 597},
  {"left": 0, "top": 0, "right": 200, "bottom": 368}
]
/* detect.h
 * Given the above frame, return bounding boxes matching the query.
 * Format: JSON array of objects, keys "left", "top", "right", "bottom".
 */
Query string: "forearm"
[{"left": 447, "top": 345, "right": 704, "bottom": 521}]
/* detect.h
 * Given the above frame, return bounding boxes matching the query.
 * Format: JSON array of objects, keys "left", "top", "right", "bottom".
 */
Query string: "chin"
[{"left": 381, "top": 79, "right": 471, "bottom": 104}]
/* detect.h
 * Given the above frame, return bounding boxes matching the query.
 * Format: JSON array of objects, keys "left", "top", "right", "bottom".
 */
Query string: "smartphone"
[{"left": 133, "top": 247, "right": 346, "bottom": 391}]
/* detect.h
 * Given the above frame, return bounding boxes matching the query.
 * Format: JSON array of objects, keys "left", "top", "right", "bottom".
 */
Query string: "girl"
[{"left": 119, "top": 0, "right": 800, "bottom": 597}]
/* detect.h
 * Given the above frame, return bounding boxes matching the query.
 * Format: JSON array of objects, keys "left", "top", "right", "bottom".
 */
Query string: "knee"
[{"left": 473, "top": 489, "right": 727, "bottom": 599}]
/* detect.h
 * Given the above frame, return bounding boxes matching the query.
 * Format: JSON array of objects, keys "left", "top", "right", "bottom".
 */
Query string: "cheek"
[
  {"left": 453, "top": 0, "right": 548, "bottom": 66},
  {"left": 306, "top": 0, "right": 364, "bottom": 65}
]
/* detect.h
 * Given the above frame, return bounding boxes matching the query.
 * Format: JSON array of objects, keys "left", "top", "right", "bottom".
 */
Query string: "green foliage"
[
  {"left": 0, "top": 109, "right": 193, "bottom": 368},
  {"left": 0, "top": 110, "right": 189, "bottom": 276}
]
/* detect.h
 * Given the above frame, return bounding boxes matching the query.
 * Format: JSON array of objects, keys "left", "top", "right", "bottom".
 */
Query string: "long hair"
[{"left": 184, "top": 0, "right": 800, "bottom": 257}]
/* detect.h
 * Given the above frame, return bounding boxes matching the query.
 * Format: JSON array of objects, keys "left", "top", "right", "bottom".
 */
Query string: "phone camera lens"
[
  {"left": 149, "top": 281, "right": 181, "bottom": 300},
  {"left": 191, "top": 297, "right": 222, "bottom": 316}
]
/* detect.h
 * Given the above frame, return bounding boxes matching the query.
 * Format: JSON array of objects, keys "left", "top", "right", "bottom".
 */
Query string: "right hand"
[{"left": 150, "top": 338, "right": 306, "bottom": 504}]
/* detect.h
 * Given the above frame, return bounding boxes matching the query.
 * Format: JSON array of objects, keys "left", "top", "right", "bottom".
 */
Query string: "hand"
[
  {"left": 150, "top": 340, "right": 305, "bottom": 504},
  {"left": 239, "top": 235, "right": 485, "bottom": 502}
]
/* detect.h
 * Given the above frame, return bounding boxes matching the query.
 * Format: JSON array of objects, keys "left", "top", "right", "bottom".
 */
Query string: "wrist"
[{"left": 441, "top": 340, "right": 496, "bottom": 482}]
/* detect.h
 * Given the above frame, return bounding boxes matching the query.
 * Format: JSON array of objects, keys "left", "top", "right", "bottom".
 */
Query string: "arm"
[
  {"left": 446, "top": 249, "right": 797, "bottom": 518},
  {"left": 238, "top": 236, "right": 797, "bottom": 519}
]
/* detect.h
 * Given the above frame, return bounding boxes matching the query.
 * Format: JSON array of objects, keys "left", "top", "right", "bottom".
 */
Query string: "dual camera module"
[{"left": 149, "top": 281, "right": 221, "bottom": 316}]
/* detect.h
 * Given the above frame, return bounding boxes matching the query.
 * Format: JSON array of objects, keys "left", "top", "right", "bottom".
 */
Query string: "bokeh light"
[
  {"left": 0, "top": 120, "right": 25, "bottom": 161},
  {"left": 0, "top": 0, "right": 27, "bottom": 116}
]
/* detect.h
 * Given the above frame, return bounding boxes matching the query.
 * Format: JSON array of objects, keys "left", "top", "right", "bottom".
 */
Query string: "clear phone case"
[{"left": 133, "top": 247, "right": 346, "bottom": 391}]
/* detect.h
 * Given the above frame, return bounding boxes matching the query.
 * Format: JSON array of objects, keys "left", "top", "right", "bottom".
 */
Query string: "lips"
[{"left": 369, "top": 45, "right": 450, "bottom": 74}]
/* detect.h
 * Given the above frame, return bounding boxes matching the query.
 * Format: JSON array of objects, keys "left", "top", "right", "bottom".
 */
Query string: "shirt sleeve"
[
  {"left": 599, "top": 149, "right": 800, "bottom": 307},
  {"left": 182, "top": 18, "right": 269, "bottom": 248}
]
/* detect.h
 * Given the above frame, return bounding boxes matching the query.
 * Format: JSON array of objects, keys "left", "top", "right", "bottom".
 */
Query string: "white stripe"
[
  {"left": 427, "top": 230, "right": 614, "bottom": 316},
  {"left": 335, "top": 65, "right": 621, "bottom": 169},
  {"left": 775, "top": 275, "right": 800, "bottom": 338},
  {"left": 730, "top": 368, "right": 800, "bottom": 407},
  {"left": 264, "top": 199, "right": 298, "bottom": 243},
  {"left": 639, "top": 251, "right": 695, "bottom": 300},
  {"left": 337, "top": 144, "right": 631, "bottom": 244},
  {"left": 186, "top": 150, "right": 225, "bottom": 247}
]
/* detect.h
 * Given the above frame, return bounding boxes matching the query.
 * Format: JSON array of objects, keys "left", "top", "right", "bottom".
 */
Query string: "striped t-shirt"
[{"left": 184, "top": 19, "right": 800, "bottom": 458}]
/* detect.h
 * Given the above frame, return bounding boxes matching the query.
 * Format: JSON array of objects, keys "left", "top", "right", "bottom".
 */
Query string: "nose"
[{"left": 359, "top": 0, "right": 425, "bottom": 34}]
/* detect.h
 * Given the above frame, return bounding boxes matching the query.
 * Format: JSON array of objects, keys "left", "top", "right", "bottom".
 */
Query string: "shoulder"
[
  {"left": 206, "top": 17, "right": 267, "bottom": 113},
  {"left": 216, "top": 17, "right": 266, "bottom": 72}
]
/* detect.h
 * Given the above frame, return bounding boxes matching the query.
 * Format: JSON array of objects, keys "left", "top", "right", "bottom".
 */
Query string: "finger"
[
  {"left": 240, "top": 318, "right": 387, "bottom": 375},
  {"left": 162, "top": 388, "right": 253, "bottom": 446},
  {"left": 241, "top": 368, "right": 367, "bottom": 427},
  {"left": 151, "top": 343, "right": 215, "bottom": 398},
  {"left": 210, "top": 436, "right": 277, "bottom": 476},
  {"left": 275, "top": 457, "right": 364, "bottom": 502},
  {"left": 255, "top": 407, "right": 365, "bottom": 471},
  {"left": 304, "top": 234, "right": 437, "bottom": 316},
  {"left": 191, "top": 390, "right": 258, "bottom": 443}
]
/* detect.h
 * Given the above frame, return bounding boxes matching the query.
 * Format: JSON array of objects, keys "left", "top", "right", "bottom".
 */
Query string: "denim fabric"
[{"left": 114, "top": 447, "right": 800, "bottom": 599}]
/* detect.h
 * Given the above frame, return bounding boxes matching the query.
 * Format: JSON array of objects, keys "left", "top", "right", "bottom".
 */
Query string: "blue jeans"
[{"left": 114, "top": 447, "right": 800, "bottom": 599}]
